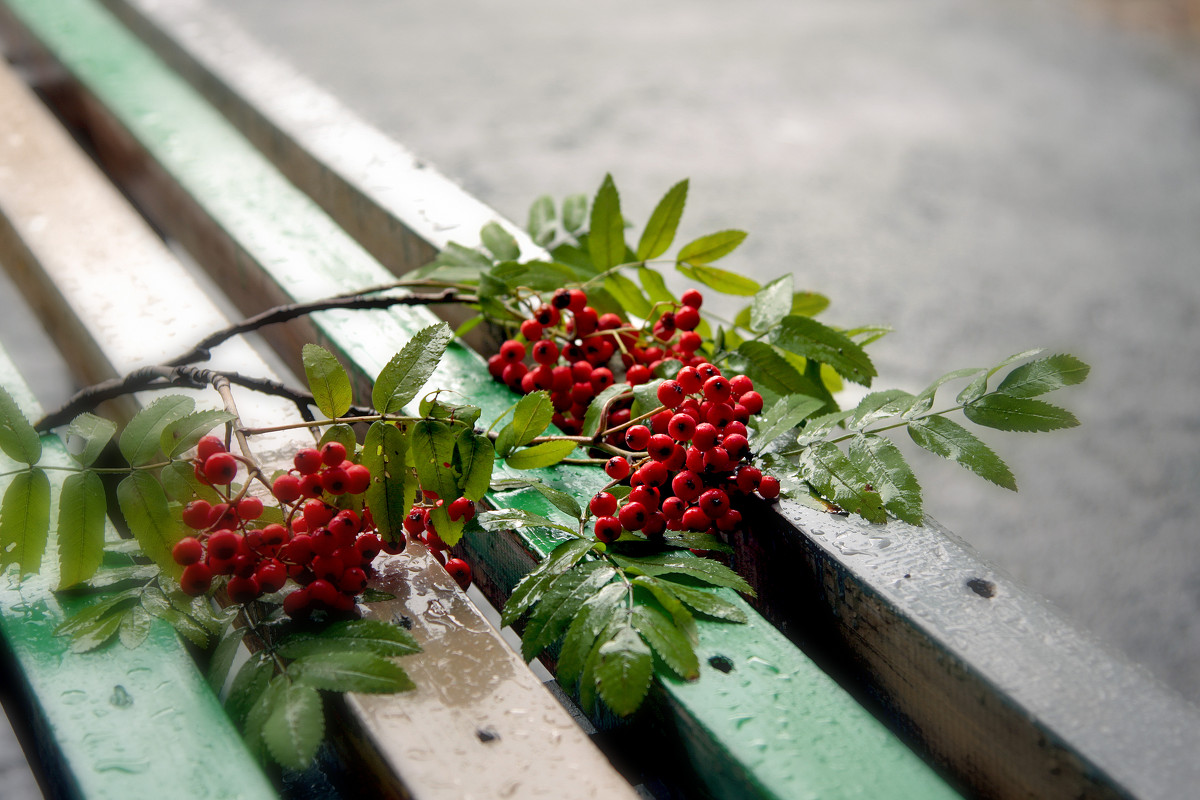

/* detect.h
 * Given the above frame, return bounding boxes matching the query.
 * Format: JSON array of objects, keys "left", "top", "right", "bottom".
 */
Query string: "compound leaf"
[
  {"left": 117, "top": 470, "right": 182, "bottom": 577},
  {"left": 505, "top": 439, "right": 578, "bottom": 470},
  {"left": 0, "top": 386, "right": 39, "bottom": 465},
  {"left": 481, "top": 221, "right": 520, "bottom": 261},
  {"left": 511, "top": 391, "right": 555, "bottom": 447},
  {"left": 798, "top": 442, "right": 887, "bottom": 523},
  {"left": 632, "top": 601, "right": 699, "bottom": 680},
  {"left": 292, "top": 651, "right": 416, "bottom": 694},
  {"left": 160, "top": 410, "right": 236, "bottom": 458},
  {"left": 676, "top": 229, "right": 747, "bottom": 266},
  {"left": 773, "top": 315, "right": 876, "bottom": 386}
]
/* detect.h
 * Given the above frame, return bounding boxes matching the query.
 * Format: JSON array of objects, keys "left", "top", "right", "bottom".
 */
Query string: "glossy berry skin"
[
  {"left": 448, "top": 496, "right": 475, "bottom": 522},
  {"left": 180, "top": 563, "right": 214, "bottom": 596},
  {"left": 320, "top": 441, "right": 347, "bottom": 467},
  {"left": 657, "top": 380, "right": 685, "bottom": 408},
  {"left": 227, "top": 576, "right": 261, "bottom": 605},
  {"left": 203, "top": 453, "right": 238, "bottom": 485},
  {"left": 182, "top": 500, "right": 212, "bottom": 530},
  {"left": 208, "top": 531, "right": 241, "bottom": 561},
  {"left": 674, "top": 305, "right": 701, "bottom": 331},
  {"left": 272, "top": 474, "right": 303, "bottom": 503},
  {"left": 520, "top": 319, "right": 544, "bottom": 341},
  {"left": 680, "top": 289, "right": 703, "bottom": 309},
  {"left": 698, "top": 488, "right": 730, "bottom": 520},
  {"left": 196, "top": 435, "right": 226, "bottom": 462},
  {"left": 444, "top": 558, "right": 473, "bottom": 591},
  {"left": 294, "top": 448, "right": 322, "bottom": 475},
  {"left": 594, "top": 516, "right": 622, "bottom": 543},
  {"left": 758, "top": 475, "right": 781, "bottom": 499},
  {"left": 590, "top": 492, "right": 618, "bottom": 518},
  {"left": 172, "top": 537, "right": 204, "bottom": 566},
  {"left": 604, "top": 457, "right": 631, "bottom": 480},
  {"left": 345, "top": 464, "right": 371, "bottom": 494},
  {"left": 618, "top": 501, "right": 649, "bottom": 531},
  {"left": 236, "top": 496, "right": 264, "bottom": 521},
  {"left": 624, "top": 425, "right": 651, "bottom": 451}
]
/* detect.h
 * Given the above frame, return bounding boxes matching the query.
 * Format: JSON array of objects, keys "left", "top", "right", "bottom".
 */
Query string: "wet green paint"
[
  {"left": 0, "top": 348, "right": 275, "bottom": 799},
  {"left": 1, "top": 1, "right": 959, "bottom": 796}
]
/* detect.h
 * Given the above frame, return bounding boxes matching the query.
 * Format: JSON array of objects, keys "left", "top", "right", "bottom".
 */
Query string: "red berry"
[
  {"left": 294, "top": 448, "right": 322, "bottom": 475},
  {"left": 180, "top": 563, "right": 213, "bottom": 596},
  {"left": 532, "top": 339, "right": 559, "bottom": 366},
  {"left": 172, "top": 536, "right": 204, "bottom": 566},
  {"left": 448, "top": 496, "right": 474, "bottom": 522},
  {"left": 320, "top": 466, "right": 350, "bottom": 495},
  {"left": 758, "top": 476, "right": 781, "bottom": 499},
  {"left": 698, "top": 488, "right": 730, "bottom": 519},
  {"left": 589, "top": 367, "right": 614, "bottom": 393},
  {"left": 626, "top": 364, "right": 652, "bottom": 385},
  {"left": 237, "top": 496, "right": 264, "bottom": 521},
  {"left": 618, "top": 501, "right": 648, "bottom": 531},
  {"left": 303, "top": 499, "right": 335, "bottom": 529},
  {"left": 668, "top": 413, "right": 697, "bottom": 442},
  {"left": 682, "top": 506, "right": 711, "bottom": 531},
  {"left": 677, "top": 331, "right": 703, "bottom": 353},
  {"left": 339, "top": 567, "right": 369, "bottom": 594},
  {"left": 283, "top": 587, "right": 311, "bottom": 618},
  {"left": 676, "top": 366, "right": 703, "bottom": 395},
  {"left": 444, "top": 558, "right": 472, "bottom": 591},
  {"left": 308, "top": 579, "right": 339, "bottom": 607},
  {"left": 661, "top": 496, "right": 687, "bottom": 520},
  {"left": 208, "top": 531, "right": 241, "bottom": 561},
  {"left": 637, "top": 461, "right": 669, "bottom": 487},
  {"left": 722, "top": 433, "right": 750, "bottom": 460},
  {"left": 273, "top": 474, "right": 303, "bottom": 503},
  {"left": 502, "top": 362, "right": 528, "bottom": 388},
  {"left": 671, "top": 470, "right": 703, "bottom": 502},
  {"left": 703, "top": 376, "right": 732, "bottom": 403},
  {"left": 716, "top": 508, "right": 743, "bottom": 532},
  {"left": 520, "top": 318, "right": 544, "bottom": 341},
  {"left": 657, "top": 380, "right": 685, "bottom": 408},
  {"left": 551, "top": 288, "right": 573, "bottom": 309},
  {"left": 674, "top": 305, "right": 701, "bottom": 331},
  {"left": 739, "top": 391, "right": 764, "bottom": 415},
  {"left": 604, "top": 457, "right": 631, "bottom": 480},
  {"left": 681, "top": 289, "right": 703, "bottom": 309},
  {"left": 647, "top": 434, "right": 675, "bottom": 462},
  {"left": 499, "top": 339, "right": 526, "bottom": 363},
  {"left": 590, "top": 492, "right": 618, "bottom": 517},
  {"left": 182, "top": 500, "right": 213, "bottom": 530},
  {"left": 487, "top": 353, "right": 506, "bottom": 379},
  {"left": 534, "top": 305, "right": 560, "bottom": 327},
  {"left": 356, "top": 533, "right": 383, "bottom": 562},
  {"left": 624, "top": 425, "right": 651, "bottom": 450},
  {"left": 196, "top": 435, "right": 226, "bottom": 462},
  {"left": 345, "top": 463, "right": 371, "bottom": 494},
  {"left": 203, "top": 453, "right": 238, "bottom": 485},
  {"left": 567, "top": 290, "right": 588, "bottom": 313},
  {"left": 227, "top": 575, "right": 261, "bottom": 604},
  {"left": 628, "top": 485, "right": 661, "bottom": 510},
  {"left": 320, "top": 441, "right": 347, "bottom": 467},
  {"left": 594, "top": 516, "right": 622, "bottom": 543},
  {"left": 736, "top": 466, "right": 763, "bottom": 493},
  {"left": 729, "top": 375, "right": 754, "bottom": 395}
]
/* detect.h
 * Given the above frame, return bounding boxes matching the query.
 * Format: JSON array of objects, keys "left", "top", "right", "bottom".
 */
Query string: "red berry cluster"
[
  {"left": 486, "top": 287, "right": 708, "bottom": 435},
  {"left": 590, "top": 362, "right": 780, "bottom": 543},
  {"left": 398, "top": 494, "right": 475, "bottom": 590},
  {"left": 175, "top": 437, "right": 384, "bottom": 616}
]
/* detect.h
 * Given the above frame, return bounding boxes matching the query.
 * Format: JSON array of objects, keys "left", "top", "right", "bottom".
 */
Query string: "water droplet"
[{"left": 110, "top": 685, "right": 133, "bottom": 708}]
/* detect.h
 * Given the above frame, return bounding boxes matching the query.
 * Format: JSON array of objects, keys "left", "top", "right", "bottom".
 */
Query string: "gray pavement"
[{"left": 210, "top": 0, "right": 1200, "bottom": 702}]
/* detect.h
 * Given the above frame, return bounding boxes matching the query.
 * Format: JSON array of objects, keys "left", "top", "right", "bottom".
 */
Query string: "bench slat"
[
  {"left": 0, "top": 54, "right": 639, "bottom": 800},
  {"left": 86, "top": 2, "right": 1200, "bottom": 798},
  {"left": 0, "top": 1, "right": 962, "bottom": 797},
  {"left": 0, "top": 346, "right": 278, "bottom": 800}
]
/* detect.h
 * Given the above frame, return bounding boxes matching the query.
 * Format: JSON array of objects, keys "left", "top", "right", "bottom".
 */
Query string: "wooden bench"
[{"left": 1, "top": 0, "right": 1199, "bottom": 798}]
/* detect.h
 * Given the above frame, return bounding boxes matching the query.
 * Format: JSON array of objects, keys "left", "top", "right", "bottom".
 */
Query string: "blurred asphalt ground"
[
  {"left": 2, "top": 0, "right": 1199, "bottom": 795},
  {"left": 208, "top": 0, "right": 1200, "bottom": 700}
]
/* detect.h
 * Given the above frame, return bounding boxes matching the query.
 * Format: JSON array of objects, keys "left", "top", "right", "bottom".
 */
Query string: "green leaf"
[
  {"left": 963, "top": 395, "right": 1079, "bottom": 432},
  {"left": 243, "top": 674, "right": 286, "bottom": 760},
  {"left": 511, "top": 391, "right": 555, "bottom": 447},
  {"left": 160, "top": 410, "right": 236, "bottom": 458},
  {"left": 637, "top": 266, "right": 677, "bottom": 308},
  {"left": 986, "top": 348, "right": 1045, "bottom": 379},
  {"left": 996, "top": 353, "right": 1090, "bottom": 398},
  {"left": 56, "top": 470, "right": 106, "bottom": 588},
  {"left": 505, "top": 440, "right": 579, "bottom": 470},
  {"left": 636, "top": 179, "right": 688, "bottom": 261},
  {"left": 119, "top": 396, "right": 194, "bottom": 466},
  {"left": 750, "top": 274, "right": 794, "bottom": 332},
  {"left": 491, "top": 260, "right": 582, "bottom": 292},
  {"left": 0, "top": 385, "right": 40, "bottom": 465},
  {"left": 630, "top": 576, "right": 698, "bottom": 634},
  {"left": 0, "top": 469, "right": 50, "bottom": 574},
  {"left": 736, "top": 341, "right": 826, "bottom": 398},
  {"left": 454, "top": 314, "right": 484, "bottom": 339},
  {"left": 660, "top": 532, "right": 732, "bottom": 554},
  {"left": 632, "top": 602, "right": 699, "bottom": 680},
  {"left": 117, "top": 470, "right": 182, "bottom": 577},
  {"left": 118, "top": 604, "right": 152, "bottom": 649},
  {"left": 159, "top": 459, "right": 219, "bottom": 504},
  {"left": 208, "top": 625, "right": 245, "bottom": 693},
  {"left": 372, "top": 322, "right": 454, "bottom": 414},
  {"left": 676, "top": 229, "right": 747, "bottom": 266},
  {"left": 363, "top": 421, "right": 412, "bottom": 545},
  {"left": 156, "top": 606, "right": 211, "bottom": 648},
  {"left": 412, "top": 420, "right": 458, "bottom": 502},
  {"left": 277, "top": 619, "right": 422, "bottom": 660},
  {"left": 476, "top": 509, "right": 577, "bottom": 537},
  {"left": 480, "top": 221, "right": 520, "bottom": 261},
  {"left": 797, "top": 442, "right": 887, "bottom": 523},
  {"left": 577, "top": 626, "right": 608, "bottom": 715},
  {"left": 302, "top": 344, "right": 353, "bottom": 419},
  {"left": 581, "top": 384, "right": 631, "bottom": 438},
  {"left": 772, "top": 315, "right": 876, "bottom": 386},
  {"left": 604, "top": 273, "right": 652, "bottom": 318},
  {"left": 428, "top": 503, "right": 464, "bottom": 548},
  {"left": 55, "top": 589, "right": 139, "bottom": 636},
  {"left": 65, "top": 413, "right": 116, "bottom": 467},
  {"left": 796, "top": 409, "right": 854, "bottom": 446},
  {"left": 522, "top": 563, "right": 617, "bottom": 662},
  {"left": 750, "top": 394, "right": 826, "bottom": 447},
  {"left": 418, "top": 241, "right": 493, "bottom": 276},
  {"left": 850, "top": 390, "right": 916, "bottom": 429},
  {"left": 595, "top": 622, "right": 654, "bottom": 716},
  {"left": 528, "top": 195, "right": 556, "bottom": 247},
  {"left": 68, "top": 607, "right": 125, "bottom": 653},
  {"left": 904, "top": 367, "right": 983, "bottom": 419},
  {"left": 557, "top": 584, "right": 624, "bottom": 686},
  {"left": 528, "top": 481, "right": 584, "bottom": 521},
  {"left": 501, "top": 538, "right": 595, "bottom": 627},
  {"left": 848, "top": 434, "right": 924, "bottom": 525},
  {"left": 292, "top": 651, "right": 416, "bottom": 694},
  {"left": 907, "top": 415, "right": 1017, "bottom": 490},
  {"left": 589, "top": 174, "right": 626, "bottom": 271},
  {"left": 653, "top": 580, "right": 747, "bottom": 623},
  {"left": 791, "top": 291, "right": 831, "bottom": 317},
  {"left": 454, "top": 430, "right": 494, "bottom": 502},
  {"left": 562, "top": 193, "right": 588, "bottom": 234},
  {"left": 678, "top": 263, "right": 760, "bottom": 296},
  {"left": 609, "top": 552, "right": 754, "bottom": 595},
  {"left": 226, "top": 653, "right": 274, "bottom": 728},
  {"left": 955, "top": 371, "right": 990, "bottom": 405},
  {"left": 262, "top": 683, "right": 324, "bottom": 771}
]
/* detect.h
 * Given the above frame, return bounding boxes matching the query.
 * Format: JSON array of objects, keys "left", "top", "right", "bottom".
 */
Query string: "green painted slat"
[
  {"left": 0, "top": 350, "right": 276, "bottom": 800},
  {"left": 0, "top": 2, "right": 959, "bottom": 796}
]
